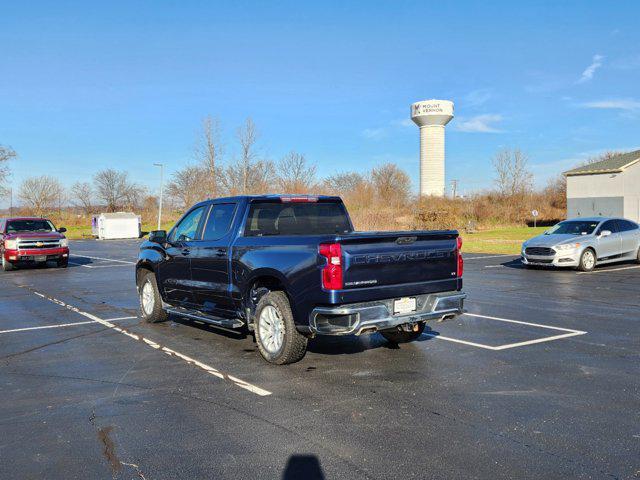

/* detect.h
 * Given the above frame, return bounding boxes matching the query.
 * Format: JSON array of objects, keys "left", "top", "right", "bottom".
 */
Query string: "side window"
[
  {"left": 168, "top": 206, "right": 206, "bottom": 243},
  {"left": 202, "top": 203, "right": 236, "bottom": 241},
  {"left": 599, "top": 220, "right": 618, "bottom": 234},
  {"left": 619, "top": 220, "right": 638, "bottom": 232}
]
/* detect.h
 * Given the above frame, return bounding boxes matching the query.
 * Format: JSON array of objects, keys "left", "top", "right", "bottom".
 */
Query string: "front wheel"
[
  {"left": 254, "top": 291, "right": 308, "bottom": 365},
  {"left": 636, "top": 247, "right": 640, "bottom": 264},
  {"left": 57, "top": 258, "right": 68, "bottom": 268},
  {"left": 380, "top": 322, "right": 426, "bottom": 344},
  {"left": 138, "top": 271, "right": 168, "bottom": 323},
  {"left": 2, "top": 256, "right": 14, "bottom": 271},
  {"left": 577, "top": 248, "right": 596, "bottom": 272}
]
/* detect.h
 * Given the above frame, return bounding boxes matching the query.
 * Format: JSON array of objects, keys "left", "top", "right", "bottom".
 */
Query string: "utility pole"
[
  {"left": 9, "top": 188, "right": 13, "bottom": 216},
  {"left": 451, "top": 179, "right": 458, "bottom": 198},
  {"left": 153, "top": 163, "right": 164, "bottom": 230}
]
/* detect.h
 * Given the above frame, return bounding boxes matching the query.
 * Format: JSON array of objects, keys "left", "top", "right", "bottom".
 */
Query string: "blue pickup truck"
[{"left": 136, "top": 195, "right": 465, "bottom": 364}]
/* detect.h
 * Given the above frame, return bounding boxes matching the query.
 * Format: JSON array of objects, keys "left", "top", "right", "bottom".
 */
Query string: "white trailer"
[{"left": 91, "top": 212, "right": 141, "bottom": 240}]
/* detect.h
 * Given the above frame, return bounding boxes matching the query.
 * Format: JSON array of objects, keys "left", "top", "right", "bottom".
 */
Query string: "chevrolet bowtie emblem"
[{"left": 36, "top": 241, "right": 44, "bottom": 247}]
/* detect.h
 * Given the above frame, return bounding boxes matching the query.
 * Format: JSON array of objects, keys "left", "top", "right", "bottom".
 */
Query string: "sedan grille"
[
  {"left": 17, "top": 239, "right": 61, "bottom": 249},
  {"left": 524, "top": 246, "right": 555, "bottom": 256}
]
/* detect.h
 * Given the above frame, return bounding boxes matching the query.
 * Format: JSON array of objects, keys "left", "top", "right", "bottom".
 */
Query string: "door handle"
[
  {"left": 182, "top": 248, "right": 190, "bottom": 256},
  {"left": 214, "top": 248, "right": 227, "bottom": 257}
]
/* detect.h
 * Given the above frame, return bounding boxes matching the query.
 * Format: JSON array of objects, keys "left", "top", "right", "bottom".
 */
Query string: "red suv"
[{"left": 0, "top": 217, "right": 70, "bottom": 271}]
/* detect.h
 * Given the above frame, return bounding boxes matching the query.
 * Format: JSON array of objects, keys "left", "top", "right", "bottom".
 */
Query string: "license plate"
[
  {"left": 393, "top": 297, "right": 416, "bottom": 315},
  {"left": 34, "top": 255, "right": 47, "bottom": 262}
]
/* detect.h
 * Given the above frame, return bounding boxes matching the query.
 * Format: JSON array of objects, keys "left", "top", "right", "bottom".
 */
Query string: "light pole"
[{"left": 153, "top": 163, "right": 164, "bottom": 230}]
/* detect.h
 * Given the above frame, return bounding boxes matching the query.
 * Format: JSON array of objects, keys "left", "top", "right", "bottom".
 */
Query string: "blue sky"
[{"left": 1, "top": 0, "right": 639, "bottom": 201}]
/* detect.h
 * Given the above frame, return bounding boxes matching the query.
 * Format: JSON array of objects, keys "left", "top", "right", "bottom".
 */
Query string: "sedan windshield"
[
  {"left": 6, "top": 219, "right": 55, "bottom": 233},
  {"left": 545, "top": 221, "right": 599, "bottom": 236}
]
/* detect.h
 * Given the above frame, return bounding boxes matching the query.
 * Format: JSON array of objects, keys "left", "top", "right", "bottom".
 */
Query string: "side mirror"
[
  {"left": 599, "top": 230, "right": 611, "bottom": 238},
  {"left": 58, "top": 227, "right": 67, "bottom": 233},
  {"left": 148, "top": 230, "right": 167, "bottom": 244}
]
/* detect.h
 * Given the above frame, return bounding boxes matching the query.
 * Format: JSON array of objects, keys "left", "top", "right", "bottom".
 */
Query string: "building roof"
[{"left": 564, "top": 149, "right": 640, "bottom": 176}]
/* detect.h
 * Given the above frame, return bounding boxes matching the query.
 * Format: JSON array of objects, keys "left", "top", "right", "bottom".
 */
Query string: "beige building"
[{"left": 564, "top": 149, "right": 640, "bottom": 222}]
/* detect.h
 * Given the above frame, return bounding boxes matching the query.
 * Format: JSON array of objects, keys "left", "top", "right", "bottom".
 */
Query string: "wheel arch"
[{"left": 243, "top": 270, "right": 292, "bottom": 328}]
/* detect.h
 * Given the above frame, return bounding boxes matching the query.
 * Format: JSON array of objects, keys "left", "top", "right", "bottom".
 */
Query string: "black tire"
[
  {"left": 636, "top": 247, "right": 640, "bottom": 264},
  {"left": 2, "top": 256, "right": 14, "bottom": 271},
  {"left": 138, "top": 271, "right": 168, "bottom": 323},
  {"left": 577, "top": 248, "right": 596, "bottom": 272},
  {"left": 57, "top": 258, "right": 68, "bottom": 268},
  {"left": 254, "top": 291, "right": 307, "bottom": 365},
  {"left": 380, "top": 322, "right": 426, "bottom": 344}
]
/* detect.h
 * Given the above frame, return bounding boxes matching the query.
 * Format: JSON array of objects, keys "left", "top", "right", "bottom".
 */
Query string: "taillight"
[
  {"left": 456, "top": 236, "right": 463, "bottom": 277},
  {"left": 319, "top": 242, "right": 343, "bottom": 290}
]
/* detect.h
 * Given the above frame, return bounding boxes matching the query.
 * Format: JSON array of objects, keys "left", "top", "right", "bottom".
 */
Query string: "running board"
[{"left": 165, "top": 307, "right": 244, "bottom": 329}]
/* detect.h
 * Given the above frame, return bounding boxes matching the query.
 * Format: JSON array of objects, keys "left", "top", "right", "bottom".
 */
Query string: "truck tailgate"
[{"left": 338, "top": 231, "right": 459, "bottom": 289}]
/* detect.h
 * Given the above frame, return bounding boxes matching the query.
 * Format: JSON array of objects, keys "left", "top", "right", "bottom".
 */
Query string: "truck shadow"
[{"left": 307, "top": 325, "right": 439, "bottom": 355}]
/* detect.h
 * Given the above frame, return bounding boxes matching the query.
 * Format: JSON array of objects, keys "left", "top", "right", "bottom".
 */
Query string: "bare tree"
[
  {"left": 18, "top": 175, "right": 65, "bottom": 216},
  {"left": 94, "top": 169, "right": 145, "bottom": 212},
  {"left": 323, "top": 172, "right": 368, "bottom": 195},
  {"left": 217, "top": 160, "right": 275, "bottom": 196},
  {"left": 492, "top": 148, "right": 533, "bottom": 197},
  {"left": 371, "top": 163, "right": 412, "bottom": 206},
  {"left": 167, "top": 165, "right": 209, "bottom": 210},
  {"left": 236, "top": 117, "right": 259, "bottom": 194},
  {"left": 582, "top": 150, "right": 623, "bottom": 166},
  {"left": 70, "top": 181, "right": 94, "bottom": 214},
  {"left": 195, "top": 116, "right": 223, "bottom": 198},
  {"left": 0, "top": 145, "right": 17, "bottom": 197},
  {"left": 275, "top": 151, "right": 317, "bottom": 193}
]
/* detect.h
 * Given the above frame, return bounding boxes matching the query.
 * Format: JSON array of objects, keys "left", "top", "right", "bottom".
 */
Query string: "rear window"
[
  {"left": 244, "top": 202, "right": 352, "bottom": 236},
  {"left": 6, "top": 219, "right": 55, "bottom": 233}
]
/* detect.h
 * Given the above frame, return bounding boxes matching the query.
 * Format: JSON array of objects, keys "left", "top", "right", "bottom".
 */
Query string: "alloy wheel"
[
  {"left": 141, "top": 281, "right": 155, "bottom": 315},
  {"left": 258, "top": 305, "right": 285, "bottom": 354}
]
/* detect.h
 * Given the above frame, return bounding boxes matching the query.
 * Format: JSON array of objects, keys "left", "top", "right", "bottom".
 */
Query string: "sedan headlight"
[
  {"left": 555, "top": 242, "right": 580, "bottom": 251},
  {"left": 60, "top": 238, "right": 68, "bottom": 247},
  {"left": 4, "top": 239, "right": 17, "bottom": 250}
]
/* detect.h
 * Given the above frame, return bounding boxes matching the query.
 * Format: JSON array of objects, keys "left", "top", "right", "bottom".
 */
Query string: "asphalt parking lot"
[{"left": 1, "top": 240, "right": 639, "bottom": 479}]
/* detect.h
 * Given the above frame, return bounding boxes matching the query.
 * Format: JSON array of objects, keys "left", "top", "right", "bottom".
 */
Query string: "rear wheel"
[
  {"left": 380, "top": 322, "right": 426, "bottom": 344},
  {"left": 254, "top": 291, "right": 307, "bottom": 365},
  {"left": 2, "top": 256, "right": 14, "bottom": 271},
  {"left": 138, "top": 271, "right": 168, "bottom": 323},
  {"left": 578, "top": 248, "right": 596, "bottom": 272}
]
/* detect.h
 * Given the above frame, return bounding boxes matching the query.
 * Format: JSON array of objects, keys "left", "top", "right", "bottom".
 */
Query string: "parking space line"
[
  {"left": 27, "top": 290, "right": 272, "bottom": 397},
  {"left": 464, "top": 254, "right": 517, "bottom": 260},
  {"left": 463, "top": 312, "right": 586, "bottom": 334},
  {"left": 423, "top": 312, "right": 587, "bottom": 351},
  {"left": 577, "top": 265, "right": 640, "bottom": 275},
  {"left": 0, "top": 316, "right": 136, "bottom": 334},
  {"left": 69, "top": 255, "right": 135, "bottom": 264}
]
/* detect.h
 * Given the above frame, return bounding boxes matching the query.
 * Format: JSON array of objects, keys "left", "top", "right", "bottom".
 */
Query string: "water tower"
[{"left": 411, "top": 100, "right": 454, "bottom": 197}]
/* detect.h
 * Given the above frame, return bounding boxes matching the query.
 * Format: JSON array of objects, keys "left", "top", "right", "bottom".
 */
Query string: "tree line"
[{"left": 0, "top": 117, "right": 626, "bottom": 229}]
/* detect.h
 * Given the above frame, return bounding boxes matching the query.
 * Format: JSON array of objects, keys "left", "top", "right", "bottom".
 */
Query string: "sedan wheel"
[{"left": 578, "top": 249, "right": 596, "bottom": 272}]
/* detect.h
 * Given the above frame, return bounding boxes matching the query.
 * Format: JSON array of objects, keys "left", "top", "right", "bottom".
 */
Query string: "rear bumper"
[
  {"left": 309, "top": 290, "right": 466, "bottom": 335},
  {"left": 3, "top": 247, "right": 69, "bottom": 262}
]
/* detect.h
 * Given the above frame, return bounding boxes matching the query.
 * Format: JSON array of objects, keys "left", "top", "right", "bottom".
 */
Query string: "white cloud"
[
  {"left": 580, "top": 98, "right": 640, "bottom": 110},
  {"left": 463, "top": 89, "right": 492, "bottom": 108},
  {"left": 361, "top": 127, "right": 387, "bottom": 140},
  {"left": 455, "top": 114, "right": 503, "bottom": 133},
  {"left": 577, "top": 54, "right": 604, "bottom": 83}
]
